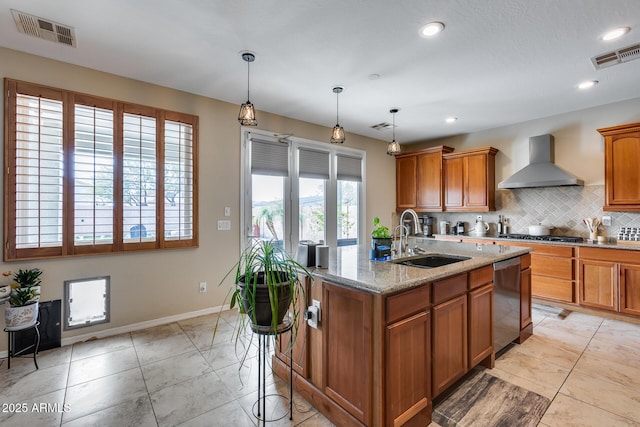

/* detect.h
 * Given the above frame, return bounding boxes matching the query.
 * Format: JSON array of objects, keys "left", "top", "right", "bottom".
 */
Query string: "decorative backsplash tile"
[{"left": 425, "top": 185, "right": 640, "bottom": 238}]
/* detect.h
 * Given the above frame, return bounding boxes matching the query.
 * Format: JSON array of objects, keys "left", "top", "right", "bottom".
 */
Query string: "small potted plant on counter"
[
  {"left": 213, "top": 239, "right": 310, "bottom": 362},
  {"left": 371, "top": 216, "right": 392, "bottom": 260},
  {"left": 4, "top": 268, "right": 42, "bottom": 330}
]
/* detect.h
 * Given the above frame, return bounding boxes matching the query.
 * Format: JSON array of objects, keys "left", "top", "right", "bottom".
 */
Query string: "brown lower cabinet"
[
  {"left": 276, "top": 274, "right": 310, "bottom": 376},
  {"left": 272, "top": 258, "right": 529, "bottom": 427}
]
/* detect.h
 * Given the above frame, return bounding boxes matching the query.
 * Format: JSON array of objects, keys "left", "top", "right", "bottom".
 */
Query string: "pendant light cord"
[
  {"left": 336, "top": 91, "right": 339, "bottom": 123},
  {"left": 392, "top": 111, "right": 396, "bottom": 141},
  {"left": 246, "top": 61, "right": 250, "bottom": 101}
]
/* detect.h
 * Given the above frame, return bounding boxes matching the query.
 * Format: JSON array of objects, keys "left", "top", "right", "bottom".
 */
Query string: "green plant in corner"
[
  {"left": 372, "top": 216, "right": 391, "bottom": 238},
  {"left": 212, "top": 239, "right": 310, "bottom": 366}
]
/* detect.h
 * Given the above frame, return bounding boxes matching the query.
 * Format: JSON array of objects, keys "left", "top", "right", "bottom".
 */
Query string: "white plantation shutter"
[
  {"left": 74, "top": 104, "right": 115, "bottom": 245},
  {"left": 15, "top": 93, "right": 64, "bottom": 249},
  {"left": 164, "top": 120, "right": 194, "bottom": 241}
]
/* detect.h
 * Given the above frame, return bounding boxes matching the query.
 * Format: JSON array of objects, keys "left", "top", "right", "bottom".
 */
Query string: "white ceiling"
[{"left": 1, "top": 0, "right": 640, "bottom": 144}]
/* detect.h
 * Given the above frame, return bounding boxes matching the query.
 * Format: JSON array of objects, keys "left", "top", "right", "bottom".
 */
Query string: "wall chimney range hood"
[{"left": 498, "top": 134, "right": 584, "bottom": 189}]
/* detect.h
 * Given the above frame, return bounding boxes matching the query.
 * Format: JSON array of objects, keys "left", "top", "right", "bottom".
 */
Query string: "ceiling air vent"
[
  {"left": 591, "top": 43, "right": 640, "bottom": 70},
  {"left": 11, "top": 9, "right": 77, "bottom": 47},
  {"left": 371, "top": 122, "right": 393, "bottom": 131}
]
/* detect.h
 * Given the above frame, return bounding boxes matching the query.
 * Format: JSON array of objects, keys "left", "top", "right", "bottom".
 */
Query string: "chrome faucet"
[{"left": 396, "top": 209, "right": 422, "bottom": 256}]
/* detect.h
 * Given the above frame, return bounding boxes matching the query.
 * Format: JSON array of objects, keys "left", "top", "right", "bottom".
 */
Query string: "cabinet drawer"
[
  {"left": 531, "top": 255, "right": 574, "bottom": 280},
  {"left": 579, "top": 247, "right": 640, "bottom": 264},
  {"left": 386, "top": 285, "right": 430, "bottom": 324},
  {"left": 433, "top": 273, "right": 468, "bottom": 305},
  {"left": 469, "top": 265, "right": 493, "bottom": 290},
  {"left": 532, "top": 275, "right": 575, "bottom": 303}
]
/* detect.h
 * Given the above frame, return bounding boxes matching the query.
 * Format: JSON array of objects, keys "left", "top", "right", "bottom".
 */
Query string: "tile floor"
[{"left": 1, "top": 304, "right": 639, "bottom": 426}]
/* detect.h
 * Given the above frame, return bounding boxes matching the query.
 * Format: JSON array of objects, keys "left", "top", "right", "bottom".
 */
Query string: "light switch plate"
[
  {"left": 224, "top": 207, "right": 231, "bottom": 217},
  {"left": 602, "top": 215, "right": 612, "bottom": 226},
  {"left": 217, "top": 220, "right": 231, "bottom": 230}
]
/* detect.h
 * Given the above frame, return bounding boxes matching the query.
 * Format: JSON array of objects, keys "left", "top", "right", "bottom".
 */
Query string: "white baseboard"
[{"left": 0, "top": 304, "right": 231, "bottom": 359}]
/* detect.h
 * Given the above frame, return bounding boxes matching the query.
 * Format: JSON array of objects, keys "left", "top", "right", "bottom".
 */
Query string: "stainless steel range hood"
[{"left": 498, "top": 134, "right": 584, "bottom": 189}]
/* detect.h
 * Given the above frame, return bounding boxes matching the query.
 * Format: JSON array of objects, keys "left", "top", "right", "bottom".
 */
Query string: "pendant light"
[
  {"left": 238, "top": 52, "right": 257, "bottom": 126},
  {"left": 330, "top": 86, "right": 345, "bottom": 144},
  {"left": 386, "top": 108, "right": 402, "bottom": 156}
]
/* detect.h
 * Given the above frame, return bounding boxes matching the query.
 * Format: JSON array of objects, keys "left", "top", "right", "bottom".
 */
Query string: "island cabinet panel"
[
  {"left": 598, "top": 122, "right": 640, "bottom": 211},
  {"left": 396, "top": 155, "right": 417, "bottom": 209},
  {"left": 520, "top": 265, "right": 533, "bottom": 333},
  {"left": 323, "top": 282, "right": 373, "bottom": 425},
  {"left": 386, "top": 311, "right": 431, "bottom": 427},
  {"left": 468, "top": 283, "right": 493, "bottom": 368},
  {"left": 621, "top": 264, "right": 640, "bottom": 316},
  {"left": 276, "top": 274, "right": 310, "bottom": 377},
  {"left": 432, "top": 293, "right": 468, "bottom": 397}
]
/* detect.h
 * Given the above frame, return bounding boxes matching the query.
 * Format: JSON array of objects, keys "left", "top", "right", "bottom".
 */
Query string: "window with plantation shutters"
[{"left": 4, "top": 79, "right": 199, "bottom": 261}]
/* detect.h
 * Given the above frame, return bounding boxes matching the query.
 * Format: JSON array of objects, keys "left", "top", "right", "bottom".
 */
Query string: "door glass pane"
[
  {"left": 337, "top": 180, "right": 359, "bottom": 246},
  {"left": 122, "top": 113, "right": 157, "bottom": 243},
  {"left": 299, "top": 177, "right": 325, "bottom": 243},
  {"left": 252, "top": 174, "right": 285, "bottom": 248}
]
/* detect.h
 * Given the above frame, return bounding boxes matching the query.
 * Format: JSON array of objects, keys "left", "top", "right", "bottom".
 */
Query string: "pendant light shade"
[
  {"left": 238, "top": 52, "right": 257, "bottom": 126},
  {"left": 330, "top": 86, "right": 345, "bottom": 144},
  {"left": 386, "top": 108, "right": 402, "bottom": 156}
]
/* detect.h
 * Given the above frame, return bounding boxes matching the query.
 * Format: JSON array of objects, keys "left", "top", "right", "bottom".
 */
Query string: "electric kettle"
[{"left": 473, "top": 220, "right": 490, "bottom": 236}]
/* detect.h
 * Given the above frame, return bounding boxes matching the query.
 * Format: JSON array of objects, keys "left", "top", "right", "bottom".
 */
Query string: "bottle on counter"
[
  {"left": 504, "top": 217, "right": 510, "bottom": 234},
  {"left": 497, "top": 215, "right": 503, "bottom": 234}
]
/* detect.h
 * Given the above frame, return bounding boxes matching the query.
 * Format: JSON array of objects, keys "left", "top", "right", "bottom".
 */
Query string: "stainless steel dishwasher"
[{"left": 493, "top": 257, "right": 521, "bottom": 353}]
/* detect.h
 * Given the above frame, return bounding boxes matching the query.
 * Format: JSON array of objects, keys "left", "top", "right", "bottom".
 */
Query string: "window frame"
[{"left": 4, "top": 79, "right": 199, "bottom": 261}]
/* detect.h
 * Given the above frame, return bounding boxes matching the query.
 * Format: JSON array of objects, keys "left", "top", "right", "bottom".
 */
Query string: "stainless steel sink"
[{"left": 390, "top": 254, "right": 470, "bottom": 269}]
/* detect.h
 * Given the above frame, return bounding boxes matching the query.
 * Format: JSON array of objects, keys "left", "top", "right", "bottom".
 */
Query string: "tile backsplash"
[{"left": 425, "top": 185, "right": 640, "bottom": 239}]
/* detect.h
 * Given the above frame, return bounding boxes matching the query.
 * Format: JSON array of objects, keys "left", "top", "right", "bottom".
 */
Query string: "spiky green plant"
[{"left": 13, "top": 268, "right": 43, "bottom": 288}]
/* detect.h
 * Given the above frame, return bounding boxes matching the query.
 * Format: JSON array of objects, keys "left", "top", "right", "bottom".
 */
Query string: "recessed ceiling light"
[
  {"left": 578, "top": 80, "right": 599, "bottom": 90},
  {"left": 445, "top": 116, "right": 458, "bottom": 123},
  {"left": 368, "top": 73, "right": 381, "bottom": 80},
  {"left": 419, "top": 21, "right": 445, "bottom": 38},
  {"left": 602, "top": 26, "right": 630, "bottom": 41}
]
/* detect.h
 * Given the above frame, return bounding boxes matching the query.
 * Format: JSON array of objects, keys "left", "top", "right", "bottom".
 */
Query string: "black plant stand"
[
  {"left": 251, "top": 316, "right": 293, "bottom": 426},
  {"left": 5, "top": 321, "right": 40, "bottom": 370}
]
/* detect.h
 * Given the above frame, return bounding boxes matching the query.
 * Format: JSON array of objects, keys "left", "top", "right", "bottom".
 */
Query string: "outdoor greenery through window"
[
  {"left": 245, "top": 132, "right": 364, "bottom": 251},
  {"left": 4, "top": 79, "right": 199, "bottom": 260}
]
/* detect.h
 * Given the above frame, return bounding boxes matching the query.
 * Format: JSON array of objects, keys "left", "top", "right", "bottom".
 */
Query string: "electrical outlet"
[
  {"left": 602, "top": 215, "right": 612, "bottom": 226},
  {"left": 312, "top": 299, "right": 321, "bottom": 322},
  {"left": 217, "top": 220, "right": 231, "bottom": 230},
  {"left": 199, "top": 282, "right": 207, "bottom": 292}
]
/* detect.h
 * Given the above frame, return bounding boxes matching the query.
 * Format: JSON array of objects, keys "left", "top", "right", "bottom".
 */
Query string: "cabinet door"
[
  {"left": 396, "top": 155, "right": 417, "bottom": 209},
  {"left": 468, "top": 283, "right": 493, "bottom": 368},
  {"left": 277, "top": 276, "right": 309, "bottom": 377},
  {"left": 416, "top": 152, "right": 443, "bottom": 211},
  {"left": 465, "top": 154, "right": 488, "bottom": 209},
  {"left": 620, "top": 263, "right": 640, "bottom": 316},
  {"left": 579, "top": 259, "right": 618, "bottom": 311},
  {"left": 386, "top": 311, "right": 431, "bottom": 427},
  {"left": 323, "top": 282, "right": 372, "bottom": 425},
  {"left": 606, "top": 132, "right": 640, "bottom": 207},
  {"left": 432, "top": 294, "right": 468, "bottom": 397},
  {"left": 443, "top": 157, "right": 464, "bottom": 209}
]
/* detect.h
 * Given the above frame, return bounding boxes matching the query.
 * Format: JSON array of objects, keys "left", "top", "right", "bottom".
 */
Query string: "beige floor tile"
[
  {"left": 599, "top": 318, "right": 640, "bottom": 339},
  {"left": 177, "top": 313, "right": 219, "bottom": 328},
  {"left": 141, "top": 349, "right": 212, "bottom": 392},
  {"left": 532, "top": 322, "right": 593, "bottom": 351},
  {"left": 541, "top": 393, "right": 640, "bottom": 427},
  {"left": 583, "top": 337, "right": 640, "bottom": 370},
  {"left": 70, "top": 334, "right": 133, "bottom": 361},
  {"left": 537, "top": 315, "right": 599, "bottom": 339},
  {"left": 61, "top": 395, "right": 157, "bottom": 427},
  {"left": 512, "top": 334, "right": 582, "bottom": 369},
  {"left": 150, "top": 371, "right": 235, "bottom": 427},
  {"left": 134, "top": 332, "right": 198, "bottom": 365},
  {"left": 29, "top": 345, "right": 73, "bottom": 370},
  {"left": 573, "top": 351, "right": 640, "bottom": 389},
  {"left": 62, "top": 367, "right": 147, "bottom": 422},
  {"left": 0, "top": 362, "right": 69, "bottom": 402},
  {"left": 67, "top": 346, "right": 139, "bottom": 386},
  {"left": 560, "top": 370, "right": 640, "bottom": 421},
  {"left": 215, "top": 351, "right": 274, "bottom": 398},
  {"left": 178, "top": 400, "right": 256, "bottom": 427},
  {"left": 297, "top": 412, "right": 336, "bottom": 427},
  {"left": 0, "top": 388, "right": 65, "bottom": 427},
  {"left": 202, "top": 333, "right": 257, "bottom": 371},
  {"left": 131, "top": 322, "right": 185, "bottom": 345},
  {"left": 560, "top": 311, "right": 604, "bottom": 328},
  {"left": 494, "top": 346, "right": 571, "bottom": 391}
]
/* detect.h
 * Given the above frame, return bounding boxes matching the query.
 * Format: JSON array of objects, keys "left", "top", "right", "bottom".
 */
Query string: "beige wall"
[
  {"left": 412, "top": 97, "right": 640, "bottom": 186},
  {"left": 0, "top": 47, "right": 397, "bottom": 351}
]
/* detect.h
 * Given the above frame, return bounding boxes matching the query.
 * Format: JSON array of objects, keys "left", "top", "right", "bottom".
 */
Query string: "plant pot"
[
  {"left": 371, "top": 237, "right": 392, "bottom": 248},
  {"left": 5, "top": 302, "right": 39, "bottom": 331},
  {"left": 238, "top": 272, "right": 292, "bottom": 327}
]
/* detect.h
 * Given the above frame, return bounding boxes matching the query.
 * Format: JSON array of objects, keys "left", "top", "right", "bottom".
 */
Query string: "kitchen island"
[{"left": 273, "top": 240, "right": 532, "bottom": 427}]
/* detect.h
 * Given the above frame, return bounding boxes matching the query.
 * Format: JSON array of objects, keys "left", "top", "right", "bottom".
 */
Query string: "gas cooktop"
[{"left": 498, "top": 233, "right": 584, "bottom": 243}]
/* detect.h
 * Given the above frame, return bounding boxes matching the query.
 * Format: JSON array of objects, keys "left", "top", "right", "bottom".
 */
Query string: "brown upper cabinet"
[
  {"left": 395, "top": 146, "right": 454, "bottom": 212},
  {"left": 443, "top": 147, "right": 498, "bottom": 212},
  {"left": 598, "top": 122, "right": 640, "bottom": 211}
]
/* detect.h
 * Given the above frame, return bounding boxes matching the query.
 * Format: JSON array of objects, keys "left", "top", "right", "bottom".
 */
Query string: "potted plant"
[
  {"left": 4, "top": 269, "right": 42, "bottom": 330},
  {"left": 371, "top": 216, "right": 392, "bottom": 247},
  {"left": 214, "top": 239, "right": 310, "bottom": 356}
]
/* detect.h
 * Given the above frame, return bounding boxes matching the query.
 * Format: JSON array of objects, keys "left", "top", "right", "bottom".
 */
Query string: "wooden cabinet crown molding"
[
  {"left": 597, "top": 122, "right": 640, "bottom": 136},
  {"left": 394, "top": 145, "right": 455, "bottom": 158},
  {"left": 441, "top": 146, "right": 498, "bottom": 160}
]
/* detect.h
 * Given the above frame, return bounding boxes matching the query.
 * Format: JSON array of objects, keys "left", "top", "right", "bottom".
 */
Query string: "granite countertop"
[
  {"left": 431, "top": 233, "right": 640, "bottom": 251},
  {"left": 309, "top": 240, "right": 530, "bottom": 295}
]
